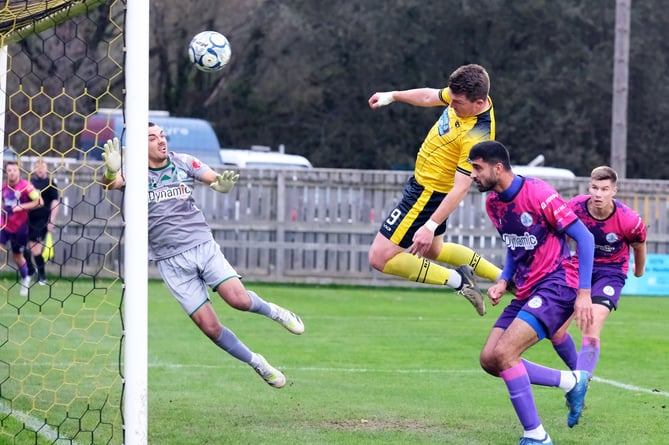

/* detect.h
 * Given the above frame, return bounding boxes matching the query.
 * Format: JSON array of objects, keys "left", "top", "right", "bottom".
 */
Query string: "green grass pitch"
[{"left": 147, "top": 281, "right": 669, "bottom": 445}]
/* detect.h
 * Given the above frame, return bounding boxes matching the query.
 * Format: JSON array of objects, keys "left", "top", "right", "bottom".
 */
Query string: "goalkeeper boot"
[
  {"left": 269, "top": 303, "right": 305, "bottom": 335},
  {"left": 566, "top": 370, "right": 590, "bottom": 427},
  {"left": 253, "top": 354, "right": 286, "bottom": 389},
  {"left": 454, "top": 265, "right": 486, "bottom": 316}
]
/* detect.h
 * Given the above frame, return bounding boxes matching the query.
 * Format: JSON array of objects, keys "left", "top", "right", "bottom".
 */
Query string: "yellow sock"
[
  {"left": 436, "top": 242, "right": 501, "bottom": 282},
  {"left": 382, "top": 252, "right": 452, "bottom": 285}
]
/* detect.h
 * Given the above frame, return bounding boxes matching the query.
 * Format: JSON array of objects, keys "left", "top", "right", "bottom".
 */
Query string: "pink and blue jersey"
[
  {"left": 567, "top": 195, "right": 646, "bottom": 275},
  {"left": 1, "top": 179, "right": 37, "bottom": 233},
  {"left": 486, "top": 177, "right": 579, "bottom": 300}
]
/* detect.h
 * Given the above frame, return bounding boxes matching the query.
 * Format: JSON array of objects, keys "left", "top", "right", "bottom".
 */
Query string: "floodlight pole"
[{"left": 123, "top": 1, "right": 149, "bottom": 444}]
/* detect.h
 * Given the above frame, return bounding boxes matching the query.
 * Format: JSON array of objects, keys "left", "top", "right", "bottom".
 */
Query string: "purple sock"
[
  {"left": 552, "top": 332, "right": 578, "bottom": 370},
  {"left": 577, "top": 337, "right": 601, "bottom": 375},
  {"left": 500, "top": 362, "right": 541, "bottom": 431},
  {"left": 522, "top": 359, "right": 561, "bottom": 387},
  {"left": 19, "top": 262, "right": 29, "bottom": 279}
]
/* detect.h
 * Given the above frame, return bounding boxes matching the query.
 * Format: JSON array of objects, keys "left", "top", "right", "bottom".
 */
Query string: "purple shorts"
[
  {"left": 0, "top": 228, "right": 29, "bottom": 254},
  {"left": 591, "top": 266, "right": 626, "bottom": 310},
  {"left": 494, "top": 280, "right": 577, "bottom": 338}
]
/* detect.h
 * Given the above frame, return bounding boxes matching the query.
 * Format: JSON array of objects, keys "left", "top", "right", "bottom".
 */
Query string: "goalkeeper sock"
[
  {"left": 436, "top": 242, "right": 501, "bottom": 282},
  {"left": 214, "top": 326, "right": 253, "bottom": 364},
  {"left": 247, "top": 290, "right": 272, "bottom": 317}
]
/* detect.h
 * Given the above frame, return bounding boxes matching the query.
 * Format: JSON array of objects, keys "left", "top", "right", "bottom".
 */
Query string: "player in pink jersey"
[
  {"left": 550, "top": 166, "right": 647, "bottom": 376},
  {"left": 1, "top": 161, "right": 43, "bottom": 296},
  {"left": 468, "top": 141, "right": 595, "bottom": 445}
]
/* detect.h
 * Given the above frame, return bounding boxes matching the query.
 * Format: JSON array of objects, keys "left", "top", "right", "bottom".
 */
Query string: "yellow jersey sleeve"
[{"left": 439, "top": 88, "right": 451, "bottom": 105}]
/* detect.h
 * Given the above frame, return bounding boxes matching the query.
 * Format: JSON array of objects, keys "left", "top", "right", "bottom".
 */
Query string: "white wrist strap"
[
  {"left": 424, "top": 219, "right": 439, "bottom": 232},
  {"left": 377, "top": 92, "right": 395, "bottom": 106}
]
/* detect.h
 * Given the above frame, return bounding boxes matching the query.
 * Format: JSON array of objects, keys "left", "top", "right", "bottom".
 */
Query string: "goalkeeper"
[{"left": 101, "top": 122, "right": 304, "bottom": 389}]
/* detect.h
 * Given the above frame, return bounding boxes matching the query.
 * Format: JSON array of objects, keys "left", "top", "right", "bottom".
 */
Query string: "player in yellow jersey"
[{"left": 368, "top": 64, "right": 503, "bottom": 316}]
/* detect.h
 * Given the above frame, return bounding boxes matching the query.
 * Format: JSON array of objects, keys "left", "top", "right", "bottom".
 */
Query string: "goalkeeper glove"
[
  {"left": 210, "top": 170, "right": 239, "bottom": 193},
  {"left": 102, "top": 137, "right": 122, "bottom": 180}
]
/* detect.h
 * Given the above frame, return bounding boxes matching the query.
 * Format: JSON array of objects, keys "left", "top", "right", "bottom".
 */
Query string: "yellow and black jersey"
[{"left": 414, "top": 88, "right": 495, "bottom": 193}]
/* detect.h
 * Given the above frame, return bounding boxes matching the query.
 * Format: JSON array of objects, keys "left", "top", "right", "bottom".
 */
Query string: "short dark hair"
[
  {"left": 448, "top": 64, "right": 490, "bottom": 102},
  {"left": 3, "top": 160, "right": 19, "bottom": 173},
  {"left": 468, "top": 140, "right": 511, "bottom": 170}
]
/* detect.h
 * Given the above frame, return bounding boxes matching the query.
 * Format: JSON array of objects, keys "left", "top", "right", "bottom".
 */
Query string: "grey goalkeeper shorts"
[{"left": 156, "top": 240, "right": 241, "bottom": 316}]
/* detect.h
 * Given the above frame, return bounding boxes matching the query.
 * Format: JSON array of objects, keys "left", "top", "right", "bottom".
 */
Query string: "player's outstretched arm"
[{"left": 369, "top": 88, "right": 443, "bottom": 109}]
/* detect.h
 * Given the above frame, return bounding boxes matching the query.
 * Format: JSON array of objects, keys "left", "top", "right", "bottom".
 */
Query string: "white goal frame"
[{"left": 124, "top": 1, "right": 149, "bottom": 444}]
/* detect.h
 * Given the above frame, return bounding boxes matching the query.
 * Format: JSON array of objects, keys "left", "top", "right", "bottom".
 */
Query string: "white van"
[
  {"left": 511, "top": 154, "right": 576, "bottom": 180},
  {"left": 219, "top": 148, "right": 312, "bottom": 169},
  {"left": 511, "top": 165, "right": 576, "bottom": 180}
]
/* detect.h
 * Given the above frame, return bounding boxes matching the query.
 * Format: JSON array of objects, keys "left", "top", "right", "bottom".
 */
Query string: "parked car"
[{"left": 220, "top": 147, "right": 312, "bottom": 169}]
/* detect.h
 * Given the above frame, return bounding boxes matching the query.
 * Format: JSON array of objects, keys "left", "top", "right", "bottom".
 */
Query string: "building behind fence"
[{"left": 45, "top": 167, "right": 669, "bottom": 286}]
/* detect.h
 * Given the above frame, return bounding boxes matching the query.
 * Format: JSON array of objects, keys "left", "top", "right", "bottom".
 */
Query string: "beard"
[{"left": 475, "top": 179, "right": 495, "bottom": 192}]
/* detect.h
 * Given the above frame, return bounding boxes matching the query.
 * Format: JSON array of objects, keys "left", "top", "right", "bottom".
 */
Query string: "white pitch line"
[
  {"left": 149, "top": 361, "right": 669, "bottom": 397},
  {"left": 149, "top": 362, "right": 480, "bottom": 374},
  {"left": 9, "top": 361, "right": 669, "bottom": 399},
  {"left": 0, "top": 400, "right": 85, "bottom": 445},
  {"left": 592, "top": 376, "right": 669, "bottom": 397}
]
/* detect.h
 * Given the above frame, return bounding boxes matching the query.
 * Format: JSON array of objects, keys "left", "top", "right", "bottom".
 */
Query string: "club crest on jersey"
[
  {"left": 520, "top": 212, "right": 534, "bottom": 227},
  {"left": 605, "top": 232, "right": 619, "bottom": 243},
  {"left": 176, "top": 169, "right": 189, "bottom": 181},
  {"left": 437, "top": 108, "right": 451, "bottom": 135}
]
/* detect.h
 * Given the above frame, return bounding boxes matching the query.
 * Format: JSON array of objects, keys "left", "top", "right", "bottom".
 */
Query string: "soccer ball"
[{"left": 188, "top": 31, "right": 231, "bottom": 72}]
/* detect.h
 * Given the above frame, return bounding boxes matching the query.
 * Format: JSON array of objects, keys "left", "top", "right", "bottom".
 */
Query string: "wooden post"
[
  {"left": 611, "top": 0, "right": 631, "bottom": 178},
  {"left": 275, "top": 171, "right": 286, "bottom": 279}
]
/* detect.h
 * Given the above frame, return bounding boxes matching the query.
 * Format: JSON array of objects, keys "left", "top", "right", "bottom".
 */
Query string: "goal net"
[{"left": 0, "top": 1, "right": 129, "bottom": 443}]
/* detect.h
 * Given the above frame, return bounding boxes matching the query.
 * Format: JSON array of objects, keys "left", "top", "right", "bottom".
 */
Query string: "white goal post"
[{"left": 124, "top": 1, "right": 150, "bottom": 444}]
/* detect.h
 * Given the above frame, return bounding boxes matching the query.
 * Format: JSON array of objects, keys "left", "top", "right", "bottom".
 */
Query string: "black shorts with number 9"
[{"left": 379, "top": 176, "right": 447, "bottom": 248}]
